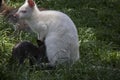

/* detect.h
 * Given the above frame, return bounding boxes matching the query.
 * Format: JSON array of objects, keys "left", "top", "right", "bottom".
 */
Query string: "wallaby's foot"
[{"left": 40, "top": 63, "right": 56, "bottom": 70}]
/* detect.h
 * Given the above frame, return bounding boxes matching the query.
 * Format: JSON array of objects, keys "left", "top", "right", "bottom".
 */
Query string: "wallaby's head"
[{"left": 14, "top": 0, "right": 37, "bottom": 19}]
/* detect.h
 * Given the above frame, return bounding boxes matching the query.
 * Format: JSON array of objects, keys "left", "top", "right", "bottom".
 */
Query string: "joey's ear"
[{"left": 27, "top": 0, "right": 35, "bottom": 8}]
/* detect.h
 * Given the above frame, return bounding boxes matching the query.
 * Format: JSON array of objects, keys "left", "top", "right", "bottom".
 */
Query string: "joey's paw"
[{"left": 36, "top": 40, "right": 44, "bottom": 47}]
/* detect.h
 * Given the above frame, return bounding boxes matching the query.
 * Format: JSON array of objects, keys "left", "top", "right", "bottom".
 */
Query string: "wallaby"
[
  {"left": 14, "top": 0, "right": 80, "bottom": 67},
  {"left": 11, "top": 41, "right": 48, "bottom": 66}
]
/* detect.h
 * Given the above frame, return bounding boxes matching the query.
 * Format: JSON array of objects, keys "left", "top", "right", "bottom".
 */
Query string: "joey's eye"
[{"left": 21, "top": 10, "right": 27, "bottom": 13}]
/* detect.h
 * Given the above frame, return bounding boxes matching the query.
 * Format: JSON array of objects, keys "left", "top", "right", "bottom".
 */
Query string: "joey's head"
[{"left": 14, "top": 0, "right": 37, "bottom": 19}]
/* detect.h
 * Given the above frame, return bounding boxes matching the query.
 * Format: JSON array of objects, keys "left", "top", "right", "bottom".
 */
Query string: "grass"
[{"left": 0, "top": 0, "right": 120, "bottom": 80}]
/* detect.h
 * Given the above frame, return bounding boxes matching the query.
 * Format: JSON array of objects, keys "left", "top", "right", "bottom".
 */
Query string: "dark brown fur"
[{"left": 11, "top": 41, "right": 48, "bottom": 66}]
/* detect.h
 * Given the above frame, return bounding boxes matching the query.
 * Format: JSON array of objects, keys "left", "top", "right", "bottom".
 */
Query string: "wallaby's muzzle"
[{"left": 13, "top": 13, "right": 19, "bottom": 18}]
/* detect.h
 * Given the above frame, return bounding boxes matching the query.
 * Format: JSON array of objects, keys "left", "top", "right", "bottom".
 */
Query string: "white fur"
[{"left": 16, "top": 0, "right": 80, "bottom": 66}]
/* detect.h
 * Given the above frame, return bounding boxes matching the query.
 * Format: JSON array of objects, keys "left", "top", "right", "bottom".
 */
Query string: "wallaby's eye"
[{"left": 21, "top": 10, "right": 27, "bottom": 13}]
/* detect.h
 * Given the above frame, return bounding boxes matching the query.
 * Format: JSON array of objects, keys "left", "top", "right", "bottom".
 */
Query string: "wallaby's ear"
[{"left": 27, "top": 0, "right": 35, "bottom": 8}]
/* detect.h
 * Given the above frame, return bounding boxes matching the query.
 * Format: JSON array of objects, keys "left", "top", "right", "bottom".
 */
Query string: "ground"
[{"left": 0, "top": 0, "right": 120, "bottom": 80}]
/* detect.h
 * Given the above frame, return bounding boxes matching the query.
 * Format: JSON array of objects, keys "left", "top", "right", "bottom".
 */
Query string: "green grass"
[{"left": 0, "top": 0, "right": 120, "bottom": 80}]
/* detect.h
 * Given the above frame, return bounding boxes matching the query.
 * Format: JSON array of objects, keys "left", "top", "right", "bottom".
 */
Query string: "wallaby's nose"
[{"left": 13, "top": 13, "right": 19, "bottom": 18}]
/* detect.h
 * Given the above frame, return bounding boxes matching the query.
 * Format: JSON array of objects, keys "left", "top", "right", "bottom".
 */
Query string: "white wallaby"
[{"left": 14, "top": 0, "right": 80, "bottom": 67}]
